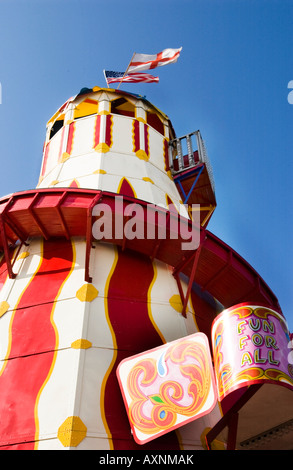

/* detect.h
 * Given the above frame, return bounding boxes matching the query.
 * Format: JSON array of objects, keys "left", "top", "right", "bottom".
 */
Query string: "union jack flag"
[{"left": 104, "top": 70, "right": 159, "bottom": 85}]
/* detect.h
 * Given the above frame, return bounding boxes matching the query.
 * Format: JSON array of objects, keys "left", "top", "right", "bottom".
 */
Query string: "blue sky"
[{"left": 0, "top": 0, "right": 292, "bottom": 330}]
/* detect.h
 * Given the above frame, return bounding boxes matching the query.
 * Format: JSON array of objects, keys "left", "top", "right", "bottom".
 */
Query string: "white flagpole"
[
  {"left": 116, "top": 52, "right": 136, "bottom": 90},
  {"left": 103, "top": 70, "right": 110, "bottom": 88}
]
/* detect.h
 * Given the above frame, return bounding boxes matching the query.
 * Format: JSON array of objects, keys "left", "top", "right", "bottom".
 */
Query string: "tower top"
[{"left": 46, "top": 86, "right": 175, "bottom": 138}]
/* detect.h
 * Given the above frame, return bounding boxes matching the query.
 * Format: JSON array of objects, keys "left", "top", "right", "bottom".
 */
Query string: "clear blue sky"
[{"left": 0, "top": 0, "right": 292, "bottom": 330}]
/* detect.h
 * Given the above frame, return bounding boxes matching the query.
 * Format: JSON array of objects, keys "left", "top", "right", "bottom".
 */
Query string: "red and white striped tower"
[{"left": 0, "top": 87, "right": 288, "bottom": 450}]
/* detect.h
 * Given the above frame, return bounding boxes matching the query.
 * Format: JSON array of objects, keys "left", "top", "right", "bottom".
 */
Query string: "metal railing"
[{"left": 169, "top": 130, "right": 215, "bottom": 194}]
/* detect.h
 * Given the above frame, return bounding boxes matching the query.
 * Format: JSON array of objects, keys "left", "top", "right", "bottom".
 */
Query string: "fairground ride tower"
[{"left": 0, "top": 86, "right": 292, "bottom": 450}]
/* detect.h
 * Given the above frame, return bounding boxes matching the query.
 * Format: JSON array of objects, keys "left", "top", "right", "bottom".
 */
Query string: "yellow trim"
[
  {"left": 165, "top": 194, "right": 180, "bottom": 214},
  {"left": 147, "top": 260, "right": 166, "bottom": 344},
  {"left": 135, "top": 149, "right": 149, "bottom": 161},
  {"left": 98, "top": 110, "right": 110, "bottom": 115},
  {"left": 169, "top": 294, "right": 183, "bottom": 313},
  {"left": 71, "top": 339, "right": 92, "bottom": 349},
  {"left": 142, "top": 177, "right": 154, "bottom": 184},
  {"left": 34, "top": 240, "right": 76, "bottom": 448},
  {"left": 145, "top": 261, "right": 184, "bottom": 452},
  {"left": 0, "top": 301, "right": 9, "bottom": 318},
  {"left": 61, "top": 152, "right": 70, "bottom": 162},
  {"left": 95, "top": 142, "right": 110, "bottom": 153},
  {"left": 93, "top": 169, "right": 107, "bottom": 175},
  {"left": 70, "top": 179, "right": 80, "bottom": 188},
  {"left": 136, "top": 116, "right": 147, "bottom": 124},
  {"left": 76, "top": 283, "right": 99, "bottom": 302},
  {"left": 167, "top": 170, "right": 173, "bottom": 180},
  {"left": 117, "top": 177, "right": 137, "bottom": 198},
  {"left": 57, "top": 416, "right": 87, "bottom": 447},
  {"left": 100, "top": 246, "right": 119, "bottom": 448},
  {"left": 17, "top": 251, "right": 29, "bottom": 260}
]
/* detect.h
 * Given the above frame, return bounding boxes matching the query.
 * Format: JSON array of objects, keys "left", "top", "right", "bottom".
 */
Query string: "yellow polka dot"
[
  {"left": 0, "top": 301, "right": 9, "bottom": 318},
  {"left": 57, "top": 416, "right": 87, "bottom": 447},
  {"left": 76, "top": 284, "right": 98, "bottom": 302},
  {"left": 169, "top": 295, "right": 183, "bottom": 313},
  {"left": 17, "top": 251, "right": 29, "bottom": 260},
  {"left": 71, "top": 339, "right": 92, "bottom": 349}
]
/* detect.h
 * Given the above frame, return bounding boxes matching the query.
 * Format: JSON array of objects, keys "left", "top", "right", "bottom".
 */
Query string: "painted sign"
[
  {"left": 212, "top": 304, "right": 293, "bottom": 400},
  {"left": 116, "top": 333, "right": 217, "bottom": 445}
]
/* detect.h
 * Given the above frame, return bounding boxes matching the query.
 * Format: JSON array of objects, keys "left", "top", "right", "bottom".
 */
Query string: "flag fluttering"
[
  {"left": 104, "top": 47, "right": 182, "bottom": 89},
  {"left": 104, "top": 70, "right": 159, "bottom": 85},
  {"left": 128, "top": 47, "right": 182, "bottom": 73}
]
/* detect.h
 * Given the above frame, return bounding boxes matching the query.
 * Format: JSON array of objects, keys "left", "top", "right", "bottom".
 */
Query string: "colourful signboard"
[
  {"left": 212, "top": 303, "right": 293, "bottom": 400},
  {"left": 116, "top": 333, "right": 217, "bottom": 445}
]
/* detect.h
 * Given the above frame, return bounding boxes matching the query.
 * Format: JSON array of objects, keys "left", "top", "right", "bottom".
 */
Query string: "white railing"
[{"left": 169, "top": 130, "right": 215, "bottom": 194}]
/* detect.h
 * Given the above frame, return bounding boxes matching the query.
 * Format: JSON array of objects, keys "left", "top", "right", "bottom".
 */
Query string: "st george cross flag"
[
  {"left": 104, "top": 70, "right": 159, "bottom": 85},
  {"left": 127, "top": 47, "right": 182, "bottom": 73}
]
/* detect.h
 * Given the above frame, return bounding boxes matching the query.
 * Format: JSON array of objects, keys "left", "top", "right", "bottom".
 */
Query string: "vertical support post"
[
  {"left": 181, "top": 244, "right": 202, "bottom": 317},
  {"left": 205, "top": 384, "right": 262, "bottom": 450},
  {"left": 196, "top": 130, "right": 204, "bottom": 164},
  {"left": 85, "top": 192, "right": 102, "bottom": 283},
  {"left": 186, "top": 134, "right": 194, "bottom": 166},
  {"left": 227, "top": 413, "right": 239, "bottom": 450},
  {"left": 173, "top": 271, "right": 186, "bottom": 313},
  {"left": 0, "top": 217, "right": 16, "bottom": 279},
  {"left": 168, "top": 142, "right": 174, "bottom": 172},
  {"left": 176, "top": 138, "right": 183, "bottom": 170}
]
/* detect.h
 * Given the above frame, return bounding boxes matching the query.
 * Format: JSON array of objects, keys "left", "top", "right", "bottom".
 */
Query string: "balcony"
[{"left": 169, "top": 131, "right": 216, "bottom": 227}]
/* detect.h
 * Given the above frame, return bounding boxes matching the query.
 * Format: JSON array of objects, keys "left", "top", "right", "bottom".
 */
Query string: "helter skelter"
[{"left": 0, "top": 84, "right": 292, "bottom": 450}]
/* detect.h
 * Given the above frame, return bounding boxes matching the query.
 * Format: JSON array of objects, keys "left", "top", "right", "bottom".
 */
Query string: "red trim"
[
  {"left": 144, "top": 122, "right": 149, "bottom": 156},
  {"left": 104, "top": 248, "right": 181, "bottom": 450},
  {"left": 41, "top": 142, "right": 50, "bottom": 178},
  {"left": 94, "top": 115, "right": 101, "bottom": 148},
  {"left": 66, "top": 122, "right": 75, "bottom": 155},
  {"left": 163, "top": 138, "right": 170, "bottom": 172},
  {"left": 0, "top": 239, "right": 74, "bottom": 448},
  {"left": 0, "top": 188, "right": 282, "bottom": 315},
  {"left": 132, "top": 119, "right": 139, "bottom": 152},
  {"left": 105, "top": 115, "right": 113, "bottom": 148}
]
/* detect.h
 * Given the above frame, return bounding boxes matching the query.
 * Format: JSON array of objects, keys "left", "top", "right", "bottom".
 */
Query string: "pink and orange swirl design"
[{"left": 126, "top": 339, "right": 211, "bottom": 434}]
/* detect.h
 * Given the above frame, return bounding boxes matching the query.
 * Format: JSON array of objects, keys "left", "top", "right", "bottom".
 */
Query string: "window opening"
[
  {"left": 111, "top": 98, "right": 135, "bottom": 117},
  {"left": 49, "top": 116, "right": 64, "bottom": 139}
]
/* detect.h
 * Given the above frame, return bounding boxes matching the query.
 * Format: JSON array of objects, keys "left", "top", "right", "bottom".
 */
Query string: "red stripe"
[
  {"left": 58, "top": 127, "right": 66, "bottom": 162},
  {"left": 41, "top": 142, "right": 50, "bottom": 178},
  {"left": 105, "top": 115, "right": 112, "bottom": 148},
  {"left": 0, "top": 239, "right": 74, "bottom": 449},
  {"left": 130, "top": 51, "right": 180, "bottom": 69},
  {"left": 163, "top": 138, "right": 170, "bottom": 172},
  {"left": 104, "top": 248, "right": 181, "bottom": 450},
  {"left": 132, "top": 119, "right": 140, "bottom": 152},
  {"left": 94, "top": 115, "right": 101, "bottom": 148},
  {"left": 144, "top": 123, "right": 149, "bottom": 156},
  {"left": 66, "top": 122, "right": 75, "bottom": 155}
]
